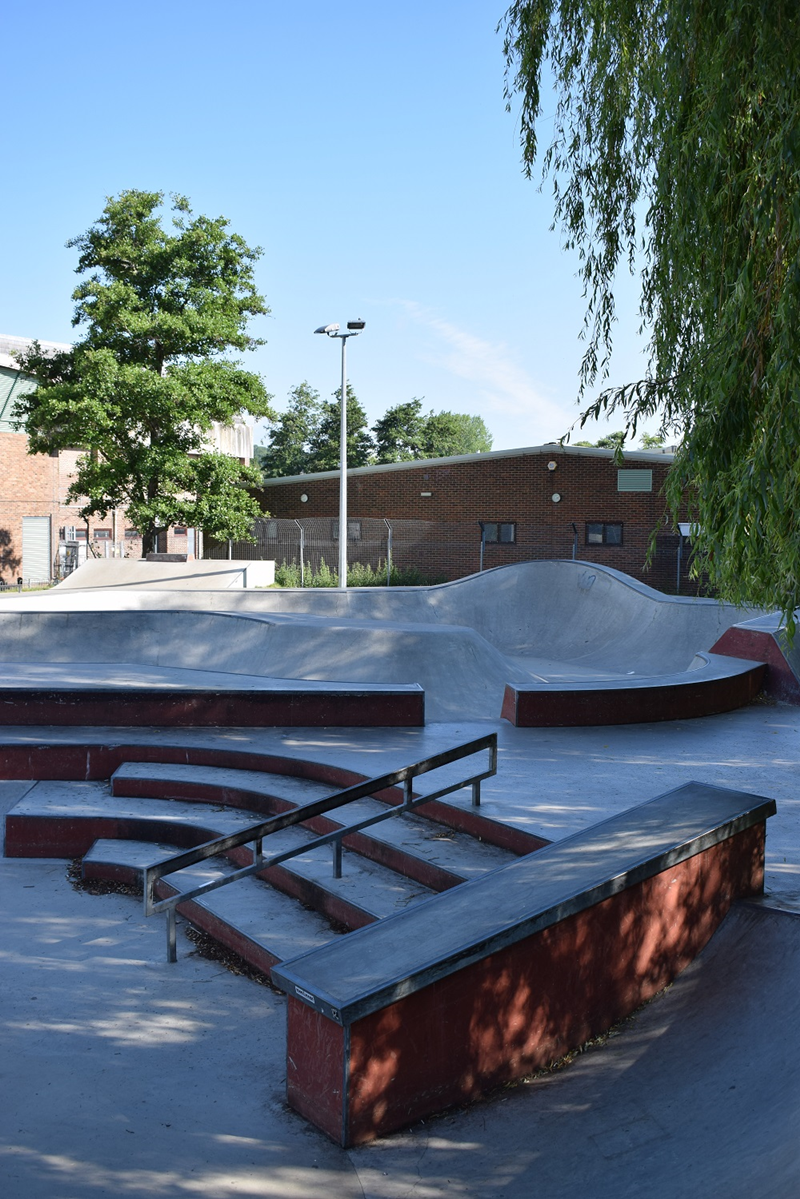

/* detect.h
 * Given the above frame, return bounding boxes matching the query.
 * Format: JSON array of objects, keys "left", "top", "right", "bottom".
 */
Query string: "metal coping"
[{"left": 272, "top": 782, "right": 776, "bottom": 1026}]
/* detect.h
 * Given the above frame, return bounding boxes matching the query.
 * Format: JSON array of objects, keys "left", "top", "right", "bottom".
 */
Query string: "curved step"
[
  {"left": 0, "top": 734, "right": 548, "bottom": 856},
  {"left": 502, "top": 652, "right": 766, "bottom": 726},
  {"left": 83, "top": 838, "right": 342, "bottom": 970},
  {"left": 6, "top": 781, "right": 437, "bottom": 931},
  {"left": 110, "top": 762, "right": 516, "bottom": 890}
]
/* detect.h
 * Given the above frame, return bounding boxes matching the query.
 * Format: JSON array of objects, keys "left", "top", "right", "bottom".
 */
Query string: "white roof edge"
[
  {"left": 260, "top": 443, "right": 676, "bottom": 486},
  {"left": 0, "top": 334, "right": 72, "bottom": 363}
]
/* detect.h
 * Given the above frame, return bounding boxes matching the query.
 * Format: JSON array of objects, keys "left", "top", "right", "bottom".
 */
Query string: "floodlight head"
[
  {"left": 314, "top": 323, "right": 340, "bottom": 335},
  {"left": 347, "top": 319, "right": 366, "bottom": 331}
]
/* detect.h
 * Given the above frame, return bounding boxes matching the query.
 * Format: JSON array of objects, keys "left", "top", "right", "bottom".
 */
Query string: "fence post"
[
  {"left": 294, "top": 519, "right": 305, "bottom": 587},
  {"left": 384, "top": 518, "right": 392, "bottom": 586}
]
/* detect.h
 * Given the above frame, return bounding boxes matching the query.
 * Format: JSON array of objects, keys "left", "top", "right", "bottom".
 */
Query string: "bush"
[{"left": 271, "top": 558, "right": 447, "bottom": 588}]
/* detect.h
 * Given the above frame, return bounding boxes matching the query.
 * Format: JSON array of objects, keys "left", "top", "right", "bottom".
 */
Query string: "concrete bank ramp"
[
  {"left": 56, "top": 558, "right": 273, "bottom": 590},
  {"left": 0, "top": 608, "right": 527, "bottom": 722},
  {"left": 43, "top": 560, "right": 752, "bottom": 673},
  {"left": 2, "top": 562, "right": 756, "bottom": 722}
]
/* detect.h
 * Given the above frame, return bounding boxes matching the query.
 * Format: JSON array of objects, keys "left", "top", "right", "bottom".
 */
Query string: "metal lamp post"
[{"left": 314, "top": 320, "right": 365, "bottom": 589}]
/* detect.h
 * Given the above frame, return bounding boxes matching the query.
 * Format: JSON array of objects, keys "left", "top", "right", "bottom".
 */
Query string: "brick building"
[
  {"left": 0, "top": 334, "right": 253, "bottom": 585},
  {"left": 256, "top": 444, "right": 695, "bottom": 593}
]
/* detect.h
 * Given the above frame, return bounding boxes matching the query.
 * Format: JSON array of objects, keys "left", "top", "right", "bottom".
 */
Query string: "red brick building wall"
[
  {"left": 257, "top": 446, "right": 695, "bottom": 593},
  {"left": 0, "top": 434, "right": 193, "bottom": 583}
]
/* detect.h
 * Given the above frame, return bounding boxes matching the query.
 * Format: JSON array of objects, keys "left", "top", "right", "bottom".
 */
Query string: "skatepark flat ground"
[{"left": 3, "top": 704, "right": 800, "bottom": 1198}]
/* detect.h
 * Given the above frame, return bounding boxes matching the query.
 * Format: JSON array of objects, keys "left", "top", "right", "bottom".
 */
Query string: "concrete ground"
[{"left": 3, "top": 704, "right": 800, "bottom": 1198}]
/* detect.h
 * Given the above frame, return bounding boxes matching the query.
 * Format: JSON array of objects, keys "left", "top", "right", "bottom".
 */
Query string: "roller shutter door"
[{"left": 22, "top": 516, "right": 52, "bottom": 583}]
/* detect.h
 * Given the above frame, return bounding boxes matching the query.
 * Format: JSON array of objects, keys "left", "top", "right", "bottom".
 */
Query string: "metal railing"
[{"left": 143, "top": 733, "right": 497, "bottom": 962}]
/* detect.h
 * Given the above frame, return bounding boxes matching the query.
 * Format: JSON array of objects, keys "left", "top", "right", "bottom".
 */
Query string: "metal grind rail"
[{"left": 142, "top": 733, "right": 497, "bottom": 962}]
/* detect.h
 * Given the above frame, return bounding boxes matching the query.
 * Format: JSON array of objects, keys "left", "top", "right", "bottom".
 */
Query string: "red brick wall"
[
  {"left": 0, "top": 434, "right": 194, "bottom": 582},
  {"left": 257, "top": 449, "right": 696, "bottom": 593}
]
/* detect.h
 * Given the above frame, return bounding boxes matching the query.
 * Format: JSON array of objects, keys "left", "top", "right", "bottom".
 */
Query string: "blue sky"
[{"left": 2, "top": 1, "right": 654, "bottom": 451}]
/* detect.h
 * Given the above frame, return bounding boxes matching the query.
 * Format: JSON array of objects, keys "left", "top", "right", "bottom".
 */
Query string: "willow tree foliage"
[
  {"left": 502, "top": 2, "right": 800, "bottom": 617},
  {"left": 14, "top": 190, "right": 274, "bottom": 555}
]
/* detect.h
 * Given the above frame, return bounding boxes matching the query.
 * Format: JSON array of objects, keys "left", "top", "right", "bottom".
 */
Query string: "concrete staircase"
[{"left": 5, "top": 759, "right": 537, "bottom": 973}]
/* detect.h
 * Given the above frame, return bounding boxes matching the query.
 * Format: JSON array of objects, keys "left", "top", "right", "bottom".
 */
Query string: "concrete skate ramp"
[
  {"left": 56, "top": 558, "right": 274, "bottom": 590},
  {"left": 0, "top": 608, "right": 525, "bottom": 721},
  {"left": 39, "top": 560, "right": 752, "bottom": 672},
  {"left": 0, "top": 562, "right": 758, "bottom": 722}
]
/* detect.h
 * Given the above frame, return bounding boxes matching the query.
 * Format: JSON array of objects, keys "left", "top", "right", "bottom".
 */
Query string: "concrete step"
[
  {"left": 83, "top": 838, "right": 342, "bottom": 969},
  {"left": 7, "top": 780, "right": 437, "bottom": 930},
  {"left": 111, "top": 761, "right": 516, "bottom": 889}
]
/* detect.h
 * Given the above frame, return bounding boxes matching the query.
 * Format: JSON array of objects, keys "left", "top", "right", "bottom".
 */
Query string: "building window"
[
  {"left": 586, "top": 522, "right": 623, "bottom": 546},
  {"left": 481, "top": 522, "right": 516, "bottom": 544},
  {"left": 617, "top": 469, "right": 652, "bottom": 492},
  {"left": 93, "top": 528, "right": 112, "bottom": 540},
  {"left": 124, "top": 528, "right": 139, "bottom": 539},
  {"left": 332, "top": 520, "right": 362, "bottom": 541},
  {"left": 172, "top": 527, "right": 187, "bottom": 536}
]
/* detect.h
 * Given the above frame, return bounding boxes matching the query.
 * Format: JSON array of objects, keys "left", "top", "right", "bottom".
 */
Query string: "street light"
[{"left": 314, "top": 319, "right": 365, "bottom": 589}]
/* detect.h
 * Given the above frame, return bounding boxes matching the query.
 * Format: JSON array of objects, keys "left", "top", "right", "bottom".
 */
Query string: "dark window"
[
  {"left": 481, "top": 522, "right": 516, "bottom": 544},
  {"left": 172, "top": 527, "right": 187, "bottom": 536},
  {"left": 586, "top": 522, "right": 623, "bottom": 546},
  {"left": 93, "top": 528, "right": 112, "bottom": 540},
  {"left": 332, "top": 520, "right": 362, "bottom": 541},
  {"left": 124, "top": 528, "right": 139, "bottom": 539}
]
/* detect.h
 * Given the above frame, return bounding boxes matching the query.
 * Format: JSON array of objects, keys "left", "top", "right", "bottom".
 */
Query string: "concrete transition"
[
  {"left": 57, "top": 557, "right": 275, "bottom": 590},
  {"left": 0, "top": 559, "right": 765, "bottom": 722}
]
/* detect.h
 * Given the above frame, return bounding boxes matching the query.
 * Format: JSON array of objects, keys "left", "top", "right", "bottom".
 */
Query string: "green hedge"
[{"left": 273, "top": 558, "right": 446, "bottom": 588}]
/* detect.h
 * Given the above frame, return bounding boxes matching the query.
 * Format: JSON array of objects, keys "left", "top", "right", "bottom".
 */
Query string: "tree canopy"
[
  {"left": 14, "top": 190, "right": 274, "bottom": 554},
  {"left": 259, "top": 382, "right": 373, "bottom": 477},
  {"left": 502, "top": 2, "right": 800, "bottom": 618},
  {"left": 257, "top": 382, "right": 322, "bottom": 478},
  {"left": 260, "top": 390, "right": 493, "bottom": 476},
  {"left": 307, "top": 387, "right": 374, "bottom": 472},
  {"left": 373, "top": 399, "right": 493, "bottom": 463}
]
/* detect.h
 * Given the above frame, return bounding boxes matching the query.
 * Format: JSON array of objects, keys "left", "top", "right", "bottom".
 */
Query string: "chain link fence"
[
  {"left": 205, "top": 517, "right": 702, "bottom": 593},
  {"left": 205, "top": 517, "right": 450, "bottom": 584}
]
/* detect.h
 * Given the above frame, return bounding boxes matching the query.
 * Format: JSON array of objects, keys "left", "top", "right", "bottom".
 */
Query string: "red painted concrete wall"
[
  {"left": 0, "top": 687, "right": 424, "bottom": 728},
  {"left": 285, "top": 823, "right": 765, "bottom": 1145},
  {"left": 711, "top": 627, "right": 800, "bottom": 705},
  {"left": 501, "top": 662, "right": 766, "bottom": 726}
]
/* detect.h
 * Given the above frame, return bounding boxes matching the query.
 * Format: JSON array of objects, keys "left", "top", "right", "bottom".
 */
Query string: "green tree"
[
  {"left": 639, "top": 432, "right": 666, "bottom": 450},
  {"left": 258, "top": 391, "right": 495, "bottom": 476},
  {"left": 373, "top": 398, "right": 427, "bottom": 463},
  {"left": 259, "top": 382, "right": 323, "bottom": 477},
  {"left": 594, "top": 431, "right": 626, "bottom": 450},
  {"left": 14, "top": 190, "right": 274, "bottom": 554},
  {"left": 502, "top": 2, "right": 800, "bottom": 618},
  {"left": 420, "top": 411, "right": 493, "bottom": 457},
  {"left": 305, "top": 386, "right": 374, "bottom": 472},
  {"left": 372, "top": 401, "right": 493, "bottom": 462}
]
